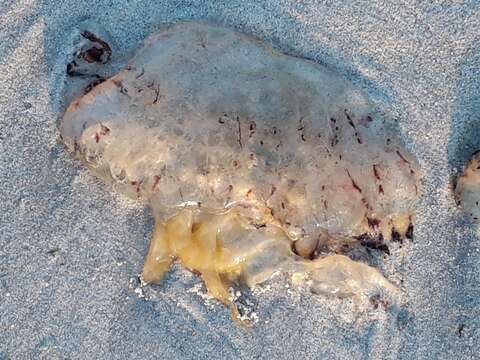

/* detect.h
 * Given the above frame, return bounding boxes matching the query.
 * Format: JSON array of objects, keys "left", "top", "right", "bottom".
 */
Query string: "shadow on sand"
[{"left": 447, "top": 44, "right": 480, "bottom": 345}]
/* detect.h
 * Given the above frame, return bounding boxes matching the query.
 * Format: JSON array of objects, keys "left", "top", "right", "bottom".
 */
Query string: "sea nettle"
[
  {"left": 60, "top": 22, "right": 420, "bottom": 321},
  {"left": 455, "top": 151, "right": 480, "bottom": 222}
]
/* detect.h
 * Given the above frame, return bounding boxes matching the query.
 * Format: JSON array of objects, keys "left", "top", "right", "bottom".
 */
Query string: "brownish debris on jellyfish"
[{"left": 67, "top": 30, "right": 112, "bottom": 76}]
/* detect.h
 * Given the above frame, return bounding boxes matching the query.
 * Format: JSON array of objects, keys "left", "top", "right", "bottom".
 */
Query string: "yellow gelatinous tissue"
[{"left": 60, "top": 21, "right": 420, "bottom": 321}]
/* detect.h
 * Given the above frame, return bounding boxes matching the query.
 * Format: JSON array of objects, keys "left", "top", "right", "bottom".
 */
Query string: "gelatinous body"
[
  {"left": 61, "top": 22, "right": 419, "bottom": 315},
  {"left": 455, "top": 151, "right": 480, "bottom": 222}
]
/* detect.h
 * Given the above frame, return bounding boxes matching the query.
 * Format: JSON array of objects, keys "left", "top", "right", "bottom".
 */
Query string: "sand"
[{"left": 0, "top": 1, "right": 479, "bottom": 359}]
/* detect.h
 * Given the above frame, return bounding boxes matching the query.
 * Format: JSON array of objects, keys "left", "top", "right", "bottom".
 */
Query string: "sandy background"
[{"left": 1, "top": 1, "right": 479, "bottom": 359}]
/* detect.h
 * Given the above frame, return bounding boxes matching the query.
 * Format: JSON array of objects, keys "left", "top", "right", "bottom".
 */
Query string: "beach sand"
[{"left": 0, "top": 1, "right": 479, "bottom": 359}]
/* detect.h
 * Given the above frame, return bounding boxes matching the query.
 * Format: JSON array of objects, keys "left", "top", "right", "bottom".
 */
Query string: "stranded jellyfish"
[
  {"left": 455, "top": 151, "right": 480, "bottom": 222},
  {"left": 60, "top": 22, "right": 420, "bottom": 319}
]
